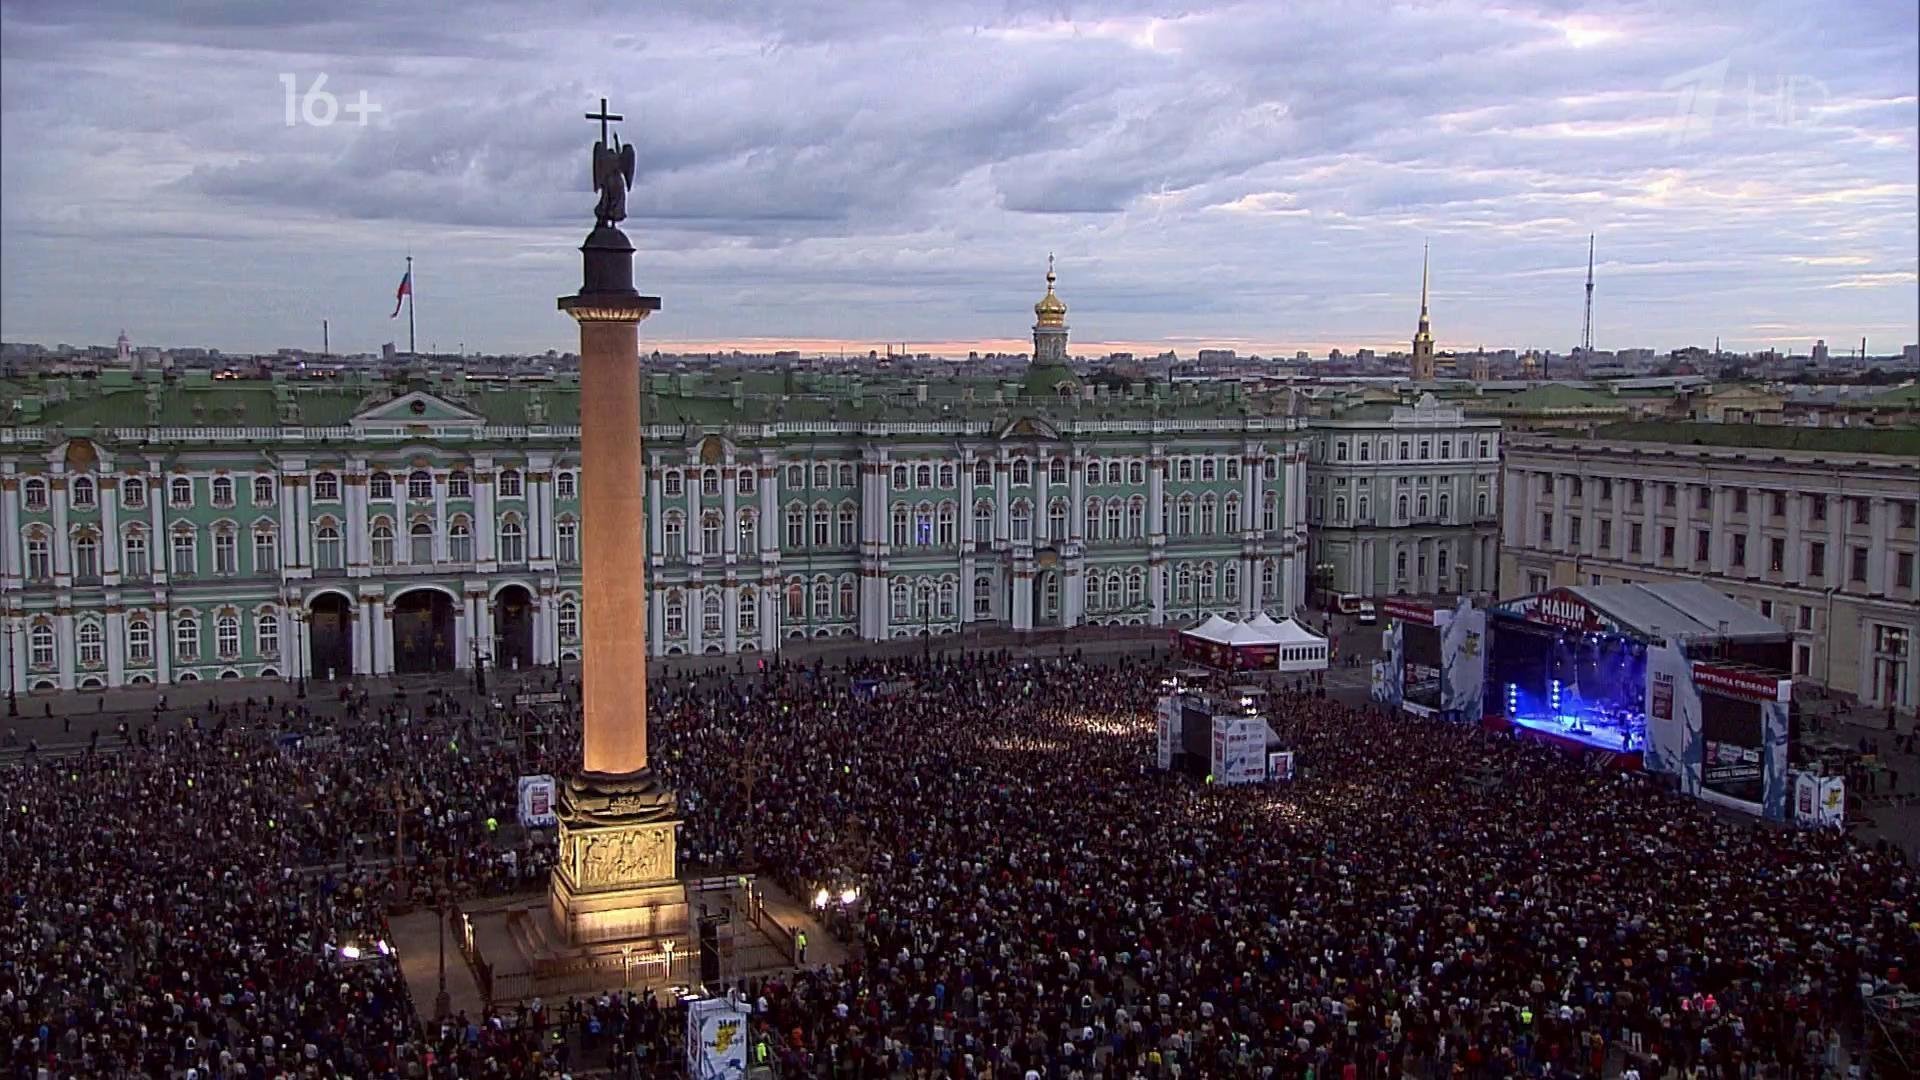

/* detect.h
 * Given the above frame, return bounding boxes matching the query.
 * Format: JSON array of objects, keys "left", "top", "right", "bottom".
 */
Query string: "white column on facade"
[
  {"left": 54, "top": 609, "right": 75, "bottom": 690},
  {"left": 688, "top": 584, "right": 705, "bottom": 654},
  {"left": 434, "top": 475, "right": 449, "bottom": 563},
  {"left": 100, "top": 482, "right": 121, "bottom": 581},
  {"left": 294, "top": 468, "right": 313, "bottom": 572},
  {"left": 1744, "top": 488, "right": 1764, "bottom": 578},
  {"left": 1825, "top": 502, "right": 1843, "bottom": 586},
  {"left": 760, "top": 582, "right": 779, "bottom": 652},
  {"left": 723, "top": 583, "right": 739, "bottom": 652},
  {"left": 1871, "top": 498, "right": 1894, "bottom": 594},
  {"left": 685, "top": 474, "right": 702, "bottom": 563},
  {"left": 1706, "top": 486, "right": 1729, "bottom": 575},
  {"left": 346, "top": 473, "right": 369, "bottom": 569},
  {"left": 106, "top": 608, "right": 126, "bottom": 687},
  {"left": 994, "top": 455, "right": 1011, "bottom": 543},
  {"left": 1034, "top": 459, "right": 1050, "bottom": 546},
  {"left": 1641, "top": 483, "right": 1658, "bottom": 569},
  {"left": 757, "top": 460, "right": 777, "bottom": 557},
  {"left": 649, "top": 588, "right": 666, "bottom": 658},
  {"left": 475, "top": 463, "right": 498, "bottom": 565},
  {"left": 50, "top": 469, "right": 72, "bottom": 581},
  {"left": 278, "top": 470, "right": 299, "bottom": 570},
  {"left": 1676, "top": 482, "right": 1695, "bottom": 569},
  {"left": 1785, "top": 493, "right": 1804, "bottom": 580},
  {"left": 353, "top": 596, "right": 373, "bottom": 675},
  {"left": 722, "top": 465, "right": 739, "bottom": 559},
  {"left": 375, "top": 596, "right": 394, "bottom": 675},
  {"left": 1068, "top": 453, "right": 1085, "bottom": 543},
  {"left": 1501, "top": 467, "right": 1524, "bottom": 549},
  {"left": 1, "top": 472, "right": 21, "bottom": 583},
  {"left": 155, "top": 606, "right": 173, "bottom": 684},
  {"left": 4, "top": 616, "right": 23, "bottom": 697}
]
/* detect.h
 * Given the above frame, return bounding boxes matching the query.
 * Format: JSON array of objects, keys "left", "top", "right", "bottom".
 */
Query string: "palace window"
[
  {"left": 449, "top": 519, "right": 472, "bottom": 562},
  {"left": 215, "top": 477, "right": 240, "bottom": 507},
  {"left": 408, "top": 471, "right": 433, "bottom": 500},
  {"left": 1199, "top": 495, "right": 1217, "bottom": 534},
  {"left": 975, "top": 460, "right": 992, "bottom": 487},
  {"left": 814, "top": 582, "right": 833, "bottom": 622},
  {"left": 1126, "top": 497, "right": 1144, "bottom": 538},
  {"left": 938, "top": 503, "right": 956, "bottom": 546},
  {"left": 938, "top": 464, "right": 955, "bottom": 488},
  {"left": 837, "top": 504, "right": 857, "bottom": 546},
  {"left": 737, "top": 510, "right": 757, "bottom": 553},
  {"left": 448, "top": 470, "right": 471, "bottom": 498},
  {"left": 315, "top": 523, "right": 342, "bottom": 570},
  {"left": 1131, "top": 461, "right": 1147, "bottom": 485},
  {"left": 252, "top": 475, "right": 275, "bottom": 506},
  {"left": 29, "top": 623, "right": 55, "bottom": 668},
  {"left": 813, "top": 504, "right": 830, "bottom": 547},
  {"left": 69, "top": 533, "right": 98, "bottom": 580},
  {"left": 169, "top": 477, "right": 193, "bottom": 508},
  {"left": 892, "top": 465, "right": 909, "bottom": 490},
  {"left": 170, "top": 529, "right": 196, "bottom": 576},
  {"left": 890, "top": 581, "right": 911, "bottom": 620},
  {"left": 738, "top": 589, "right": 757, "bottom": 634},
  {"left": 839, "top": 578, "right": 856, "bottom": 618},
  {"left": 781, "top": 465, "right": 800, "bottom": 492},
  {"left": 1085, "top": 498, "right": 1102, "bottom": 541},
  {"left": 974, "top": 575, "right": 993, "bottom": 618},
  {"left": 668, "top": 469, "right": 688, "bottom": 498},
  {"left": 703, "top": 590, "right": 723, "bottom": 636},
  {"left": 1262, "top": 492, "right": 1278, "bottom": 532},
  {"left": 411, "top": 521, "right": 434, "bottom": 564},
  {"left": 369, "top": 472, "right": 393, "bottom": 500},
  {"left": 784, "top": 584, "right": 804, "bottom": 621},
  {"left": 782, "top": 507, "right": 801, "bottom": 549},
  {"left": 498, "top": 518, "right": 525, "bottom": 563},
  {"left": 702, "top": 469, "right": 721, "bottom": 497},
  {"left": 891, "top": 506, "right": 910, "bottom": 547},
  {"left": 557, "top": 519, "right": 578, "bottom": 563},
  {"left": 123, "top": 477, "right": 147, "bottom": 508},
  {"left": 1175, "top": 565, "right": 1193, "bottom": 603},
  {"left": 123, "top": 529, "right": 149, "bottom": 579},
  {"left": 1049, "top": 459, "right": 1068, "bottom": 485},
  {"left": 70, "top": 476, "right": 97, "bottom": 509},
  {"left": 1176, "top": 459, "right": 1193, "bottom": 482},
  {"left": 837, "top": 464, "right": 854, "bottom": 488},
  {"left": 668, "top": 592, "right": 688, "bottom": 636},
  {"left": 1106, "top": 500, "right": 1123, "bottom": 539},
  {"left": 1198, "top": 563, "right": 1216, "bottom": 602},
  {"left": 22, "top": 478, "right": 48, "bottom": 511},
  {"left": 1010, "top": 501, "right": 1031, "bottom": 542},
  {"left": 1011, "top": 459, "right": 1030, "bottom": 486},
  {"left": 314, "top": 472, "right": 340, "bottom": 500},
  {"left": 1128, "top": 568, "right": 1147, "bottom": 606},
  {"left": 253, "top": 528, "right": 278, "bottom": 573},
  {"left": 1176, "top": 497, "right": 1193, "bottom": 536},
  {"left": 127, "top": 616, "right": 152, "bottom": 665},
  {"left": 370, "top": 524, "right": 394, "bottom": 567},
  {"left": 1223, "top": 563, "right": 1240, "bottom": 601},
  {"left": 76, "top": 621, "right": 103, "bottom": 667},
  {"left": 670, "top": 512, "right": 691, "bottom": 557},
  {"left": 257, "top": 612, "right": 279, "bottom": 658},
  {"left": 975, "top": 500, "right": 993, "bottom": 542},
  {"left": 498, "top": 470, "right": 523, "bottom": 498},
  {"left": 736, "top": 469, "right": 756, "bottom": 496},
  {"left": 917, "top": 464, "right": 934, "bottom": 489},
  {"left": 1047, "top": 500, "right": 1067, "bottom": 541},
  {"left": 175, "top": 615, "right": 199, "bottom": 662},
  {"left": 702, "top": 511, "right": 722, "bottom": 554}
]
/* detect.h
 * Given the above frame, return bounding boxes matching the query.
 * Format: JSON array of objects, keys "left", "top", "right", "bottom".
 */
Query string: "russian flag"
[{"left": 390, "top": 267, "right": 412, "bottom": 318}]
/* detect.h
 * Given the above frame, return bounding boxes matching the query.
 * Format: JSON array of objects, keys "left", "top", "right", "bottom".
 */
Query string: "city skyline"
[{"left": 2, "top": 1, "right": 1915, "bottom": 357}]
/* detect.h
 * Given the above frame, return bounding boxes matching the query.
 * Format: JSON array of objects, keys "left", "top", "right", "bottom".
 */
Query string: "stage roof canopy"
[{"left": 1567, "top": 582, "right": 1785, "bottom": 644}]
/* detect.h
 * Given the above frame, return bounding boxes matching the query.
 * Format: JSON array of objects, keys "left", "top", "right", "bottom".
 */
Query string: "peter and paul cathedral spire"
[{"left": 1411, "top": 241, "right": 1436, "bottom": 381}]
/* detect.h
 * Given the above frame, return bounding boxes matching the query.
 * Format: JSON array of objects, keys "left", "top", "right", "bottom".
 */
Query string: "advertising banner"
[
  {"left": 1266, "top": 750, "right": 1295, "bottom": 781},
  {"left": 1643, "top": 643, "right": 1700, "bottom": 789},
  {"left": 1440, "top": 601, "right": 1487, "bottom": 721},
  {"left": 685, "top": 996, "right": 750, "bottom": 1080},
  {"left": 1210, "top": 715, "right": 1268, "bottom": 786},
  {"left": 1371, "top": 621, "right": 1405, "bottom": 708},
  {"left": 516, "top": 774, "right": 558, "bottom": 829},
  {"left": 1793, "top": 772, "right": 1846, "bottom": 829},
  {"left": 1154, "top": 696, "right": 1178, "bottom": 771}
]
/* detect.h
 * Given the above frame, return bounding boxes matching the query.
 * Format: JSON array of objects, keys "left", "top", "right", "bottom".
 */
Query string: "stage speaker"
[{"left": 699, "top": 916, "right": 720, "bottom": 985}]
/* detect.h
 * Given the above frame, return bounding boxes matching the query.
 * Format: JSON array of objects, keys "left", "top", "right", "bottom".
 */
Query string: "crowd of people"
[
  {"left": 648, "top": 652, "right": 1915, "bottom": 1079},
  {"left": 3, "top": 647, "right": 1916, "bottom": 1078}
]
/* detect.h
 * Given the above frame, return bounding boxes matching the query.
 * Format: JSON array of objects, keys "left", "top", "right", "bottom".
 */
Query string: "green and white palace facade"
[{"left": 0, "top": 285, "right": 1308, "bottom": 693}]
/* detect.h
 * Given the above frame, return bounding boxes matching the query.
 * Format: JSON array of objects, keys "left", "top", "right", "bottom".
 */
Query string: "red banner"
[
  {"left": 1692, "top": 662, "right": 1790, "bottom": 703},
  {"left": 1381, "top": 598, "right": 1436, "bottom": 626},
  {"left": 1506, "top": 589, "right": 1611, "bottom": 633}
]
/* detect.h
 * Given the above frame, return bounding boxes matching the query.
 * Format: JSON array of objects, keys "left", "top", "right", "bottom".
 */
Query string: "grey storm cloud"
[{"left": 1, "top": 0, "right": 1914, "bottom": 356}]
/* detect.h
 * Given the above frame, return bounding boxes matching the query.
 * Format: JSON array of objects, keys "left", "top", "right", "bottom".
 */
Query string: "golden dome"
[{"left": 1033, "top": 256, "right": 1067, "bottom": 327}]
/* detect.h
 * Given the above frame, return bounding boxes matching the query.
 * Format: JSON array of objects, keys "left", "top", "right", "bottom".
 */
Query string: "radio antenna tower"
[{"left": 1580, "top": 234, "right": 1595, "bottom": 354}]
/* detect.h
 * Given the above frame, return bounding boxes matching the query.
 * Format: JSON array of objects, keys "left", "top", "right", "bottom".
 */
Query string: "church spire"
[{"left": 1411, "top": 241, "right": 1435, "bottom": 381}]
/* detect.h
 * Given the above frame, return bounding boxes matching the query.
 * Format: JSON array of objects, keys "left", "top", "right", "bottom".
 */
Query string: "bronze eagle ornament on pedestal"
[{"left": 592, "top": 133, "right": 636, "bottom": 228}]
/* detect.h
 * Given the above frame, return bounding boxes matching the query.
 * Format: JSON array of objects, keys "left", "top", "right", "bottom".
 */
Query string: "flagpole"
[{"left": 406, "top": 255, "right": 417, "bottom": 356}]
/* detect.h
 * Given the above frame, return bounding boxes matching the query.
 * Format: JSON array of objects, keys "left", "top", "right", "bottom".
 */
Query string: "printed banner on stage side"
[
  {"left": 686, "top": 996, "right": 750, "bottom": 1080},
  {"left": 517, "top": 774, "right": 558, "bottom": 828}
]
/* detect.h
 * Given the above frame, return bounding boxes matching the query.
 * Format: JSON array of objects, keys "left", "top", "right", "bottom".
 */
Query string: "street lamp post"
[
  {"left": 434, "top": 881, "right": 452, "bottom": 1021},
  {"left": 471, "top": 635, "right": 486, "bottom": 696}
]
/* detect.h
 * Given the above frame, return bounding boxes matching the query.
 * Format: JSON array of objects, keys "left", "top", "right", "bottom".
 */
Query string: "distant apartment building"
[{"left": 1500, "top": 423, "right": 1920, "bottom": 709}]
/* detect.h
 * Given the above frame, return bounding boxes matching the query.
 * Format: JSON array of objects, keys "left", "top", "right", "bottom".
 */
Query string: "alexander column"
[{"left": 549, "top": 99, "right": 685, "bottom": 945}]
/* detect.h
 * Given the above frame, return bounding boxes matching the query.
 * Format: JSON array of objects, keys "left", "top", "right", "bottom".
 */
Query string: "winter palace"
[{"left": 0, "top": 272, "right": 1309, "bottom": 693}]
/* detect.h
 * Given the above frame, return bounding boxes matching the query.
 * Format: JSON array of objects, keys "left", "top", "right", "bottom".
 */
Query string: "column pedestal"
[{"left": 547, "top": 770, "right": 686, "bottom": 945}]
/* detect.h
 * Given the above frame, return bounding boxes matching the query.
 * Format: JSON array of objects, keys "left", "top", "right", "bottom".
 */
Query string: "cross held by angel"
[{"left": 587, "top": 97, "right": 636, "bottom": 227}]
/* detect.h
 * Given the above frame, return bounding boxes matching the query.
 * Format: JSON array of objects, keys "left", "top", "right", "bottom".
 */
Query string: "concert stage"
[{"left": 1502, "top": 712, "right": 1645, "bottom": 767}]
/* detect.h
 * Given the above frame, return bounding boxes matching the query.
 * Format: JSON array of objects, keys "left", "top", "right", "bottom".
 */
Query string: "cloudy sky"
[{"left": 2, "top": 0, "right": 1915, "bottom": 358}]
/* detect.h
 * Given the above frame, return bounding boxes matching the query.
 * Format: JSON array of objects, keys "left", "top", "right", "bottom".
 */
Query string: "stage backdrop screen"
[
  {"left": 1701, "top": 692, "right": 1764, "bottom": 805},
  {"left": 1402, "top": 622, "right": 1443, "bottom": 713}
]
